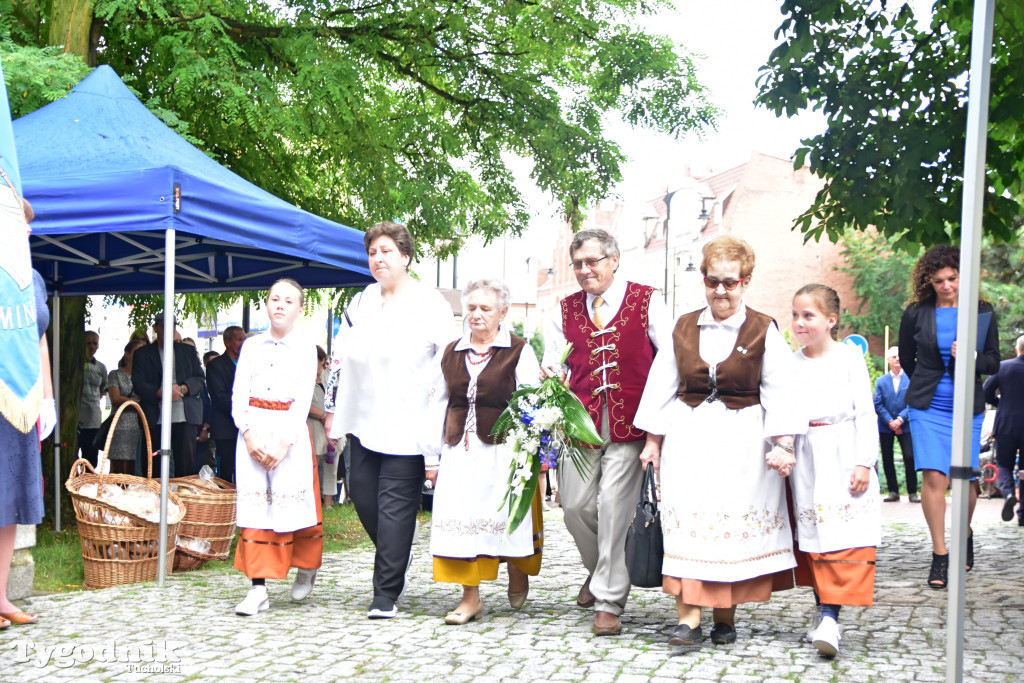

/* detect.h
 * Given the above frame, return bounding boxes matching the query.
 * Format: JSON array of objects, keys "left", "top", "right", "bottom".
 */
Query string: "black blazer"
[
  {"left": 983, "top": 356, "right": 1024, "bottom": 438},
  {"left": 205, "top": 353, "right": 239, "bottom": 441},
  {"left": 131, "top": 341, "right": 207, "bottom": 428},
  {"left": 898, "top": 300, "right": 1000, "bottom": 415}
]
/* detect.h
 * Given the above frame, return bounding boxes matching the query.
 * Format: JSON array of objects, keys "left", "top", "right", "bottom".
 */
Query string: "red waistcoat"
[{"left": 561, "top": 282, "right": 656, "bottom": 443}]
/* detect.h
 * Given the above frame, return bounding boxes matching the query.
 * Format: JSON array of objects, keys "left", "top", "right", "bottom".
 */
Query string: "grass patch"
[{"left": 32, "top": 502, "right": 431, "bottom": 591}]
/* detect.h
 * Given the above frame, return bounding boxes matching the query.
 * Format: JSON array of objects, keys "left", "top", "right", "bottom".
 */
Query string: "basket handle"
[
  {"left": 65, "top": 457, "right": 97, "bottom": 489},
  {"left": 99, "top": 400, "right": 155, "bottom": 480}
]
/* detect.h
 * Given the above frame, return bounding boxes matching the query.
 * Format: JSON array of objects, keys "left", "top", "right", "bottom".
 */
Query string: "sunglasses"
[
  {"left": 703, "top": 276, "right": 746, "bottom": 291},
  {"left": 570, "top": 255, "right": 610, "bottom": 271}
]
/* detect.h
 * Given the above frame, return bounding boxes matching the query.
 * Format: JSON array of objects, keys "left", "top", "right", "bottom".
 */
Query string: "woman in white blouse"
[
  {"left": 232, "top": 279, "right": 321, "bottom": 616},
  {"left": 325, "top": 222, "right": 456, "bottom": 619},
  {"left": 425, "top": 279, "right": 542, "bottom": 624},
  {"left": 634, "top": 236, "right": 805, "bottom": 648}
]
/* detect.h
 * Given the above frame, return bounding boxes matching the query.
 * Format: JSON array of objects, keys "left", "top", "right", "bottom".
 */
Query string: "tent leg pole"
[
  {"left": 947, "top": 1, "right": 995, "bottom": 682},
  {"left": 52, "top": 293, "right": 61, "bottom": 532},
  {"left": 157, "top": 228, "right": 176, "bottom": 587}
]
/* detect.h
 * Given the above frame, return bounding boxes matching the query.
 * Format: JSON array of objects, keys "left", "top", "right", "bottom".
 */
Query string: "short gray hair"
[
  {"left": 462, "top": 278, "right": 511, "bottom": 310},
  {"left": 570, "top": 229, "right": 620, "bottom": 260}
]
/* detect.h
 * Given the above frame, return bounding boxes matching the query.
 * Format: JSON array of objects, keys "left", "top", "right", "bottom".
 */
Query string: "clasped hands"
[
  {"left": 765, "top": 441, "right": 795, "bottom": 477},
  {"left": 244, "top": 432, "right": 289, "bottom": 472}
]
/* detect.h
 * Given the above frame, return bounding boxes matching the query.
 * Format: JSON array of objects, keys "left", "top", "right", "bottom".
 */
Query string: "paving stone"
[{"left": 0, "top": 501, "right": 1021, "bottom": 681}]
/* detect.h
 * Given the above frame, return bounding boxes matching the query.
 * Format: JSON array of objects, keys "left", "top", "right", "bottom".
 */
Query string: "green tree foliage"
[
  {"left": 510, "top": 319, "right": 544, "bottom": 363},
  {"left": 4, "top": 0, "right": 716, "bottom": 256},
  {"left": 980, "top": 226, "right": 1024, "bottom": 356},
  {"left": 836, "top": 230, "right": 916, "bottom": 341},
  {"left": 756, "top": 0, "right": 1024, "bottom": 247}
]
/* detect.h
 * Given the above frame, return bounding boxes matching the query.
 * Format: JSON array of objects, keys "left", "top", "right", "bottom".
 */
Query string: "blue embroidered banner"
[{"left": 0, "top": 57, "right": 42, "bottom": 433}]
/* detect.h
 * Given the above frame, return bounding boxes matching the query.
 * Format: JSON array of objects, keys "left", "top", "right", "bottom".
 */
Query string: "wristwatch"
[{"left": 179, "top": 384, "right": 188, "bottom": 395}]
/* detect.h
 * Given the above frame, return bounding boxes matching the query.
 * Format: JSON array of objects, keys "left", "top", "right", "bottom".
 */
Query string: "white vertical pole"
[
  {"left": 157, "top": 228, "right": 176, "bottom": 585},
  {"left": 947, "top": 1, "right": 995, "bottom": 681},
  {"left": 52, "top": 293, "right": 61, "bottom": 532}
]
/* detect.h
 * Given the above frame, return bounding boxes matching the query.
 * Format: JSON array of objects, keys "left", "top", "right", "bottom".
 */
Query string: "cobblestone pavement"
[{"left": 1, "top": 498, "right": 1022, "bottom": 682}]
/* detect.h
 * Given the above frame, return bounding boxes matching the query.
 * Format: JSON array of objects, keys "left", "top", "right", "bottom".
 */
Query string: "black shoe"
[
  {"left": 367, "top": 596, "right": 398, "bottom": 619},
  {"left": 1002, "top": 494, "right": 1017, "bottom": 522},
  {"left": 909, "top": 493, "right": 921, "bottom": 503},
  {"left": 928, "top": 552, "right": 948, "bottom": 589},
  {"left": 883, "top": 492, "right": 900, "bottom": 502},
  {"left": 966, "top": 534, "right": 974, "bottom": 573},
  {"left": 710, "top": 622, "right": 737, "bottom": 645},
  {"left": 668, "top": 623, "right": 703, "bottom": 646},
  {"left": 1018, "top": 515, "right": 1024, "bottom": 527}
]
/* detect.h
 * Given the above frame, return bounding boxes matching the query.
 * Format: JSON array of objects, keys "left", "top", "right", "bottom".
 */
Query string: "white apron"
[{"left": 235, "top": 404, "right": 317, "bottom": 534}]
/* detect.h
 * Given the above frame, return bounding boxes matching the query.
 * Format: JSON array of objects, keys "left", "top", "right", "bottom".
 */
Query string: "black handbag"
[
  {"left": 93, "top": 413, "right": 115, "bottom": 450},
  {"left": 624, "top": 465, "right": 664, "bottom": 588}
]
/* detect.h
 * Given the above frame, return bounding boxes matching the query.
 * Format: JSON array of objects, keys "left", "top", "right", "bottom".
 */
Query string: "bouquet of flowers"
[{"left": 491, "top": 344, "right": 603, "bottom": 535}]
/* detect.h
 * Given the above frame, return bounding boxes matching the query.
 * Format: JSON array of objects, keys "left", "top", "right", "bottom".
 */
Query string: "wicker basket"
[
  {"left": 65, "top": 400, "right": 186, "bottom": 588},
  {"left": 169, "top": 475, "right": 237, "bottom": 571}
]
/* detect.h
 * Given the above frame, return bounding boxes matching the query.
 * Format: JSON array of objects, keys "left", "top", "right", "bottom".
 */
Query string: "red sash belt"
[{"left": 249, "top": 397, "right": 293, "bottom": 411}]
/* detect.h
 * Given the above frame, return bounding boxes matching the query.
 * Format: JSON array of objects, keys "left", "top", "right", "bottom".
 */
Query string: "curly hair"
[{"left": 910, "top": 245, "right": 960, "bottom": 305}]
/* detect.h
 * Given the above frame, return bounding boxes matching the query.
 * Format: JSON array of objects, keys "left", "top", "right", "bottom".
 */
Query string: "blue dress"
[
  {"left": 0, "top": 270, "right": 48, "bottom": 526},
  {"left": 909, "top": 307, "right": 982, "bottom": 477}
]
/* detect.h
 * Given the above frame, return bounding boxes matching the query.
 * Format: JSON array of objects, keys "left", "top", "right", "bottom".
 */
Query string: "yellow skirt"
[{"left": 433, "top": 487, "right": 543, "bottom": 586}]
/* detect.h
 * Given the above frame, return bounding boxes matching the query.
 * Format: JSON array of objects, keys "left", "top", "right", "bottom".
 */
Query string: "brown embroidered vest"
[
  {"left": 441, "top": 335, "right": 527, "bottom": 446},
  {"left": 673, "top": 307, "right": 774, "bottom": 409}
]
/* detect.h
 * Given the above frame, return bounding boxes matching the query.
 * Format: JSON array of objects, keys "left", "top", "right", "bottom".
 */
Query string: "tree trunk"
[
  {"left": 48, "top": 0, "right": 95, "bottom": 63},
  {"left": 41, "top": 296, "right": 87, "bottom": 524}
]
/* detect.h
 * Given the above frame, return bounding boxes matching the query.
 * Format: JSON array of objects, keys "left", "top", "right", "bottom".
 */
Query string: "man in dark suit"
[
  {"left": 132, "top": 313, "right": 207, "bottom": 477},
  {"left": 874, "top": 346, "right": 919, "bottom": 502},
  {"left": 206, "top": 326, "right": 245, "bottom": 483},
  {"left": 983, "top": 335, "right": 1024, "bottom": 524}
]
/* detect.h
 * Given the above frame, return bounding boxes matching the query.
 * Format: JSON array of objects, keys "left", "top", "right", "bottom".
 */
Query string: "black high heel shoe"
[
  {"left": 928, "top": 552, "right": 949, "bottom": 589},
  {"left": 966, "top": 534, "right": 974, "bottom": 572}
]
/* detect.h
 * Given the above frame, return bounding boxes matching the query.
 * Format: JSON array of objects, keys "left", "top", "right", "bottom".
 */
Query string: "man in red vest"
[{"left": 542, "top": 229, "right": 670, "bottom": 636}]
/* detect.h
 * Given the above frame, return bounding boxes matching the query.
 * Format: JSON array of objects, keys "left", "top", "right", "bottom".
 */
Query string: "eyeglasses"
[
  {"left": 703, "top": 276, "right": 745, "bottom": 291},
  {"left": 570, "top": 256, "right": 610, "bottom": 271}
]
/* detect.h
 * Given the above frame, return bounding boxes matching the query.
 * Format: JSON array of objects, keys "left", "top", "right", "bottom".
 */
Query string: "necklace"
[{"left": 467, "top": 347, "right": 495, "bottom": 365}]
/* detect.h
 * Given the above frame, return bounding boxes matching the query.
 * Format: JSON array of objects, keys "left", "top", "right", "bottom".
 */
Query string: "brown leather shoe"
[
  {"left": 576, "top": 576, "right": 596, "bottom": 608},
  {"left": 593, "top": 610, "right": 621, "bottom": 636}
]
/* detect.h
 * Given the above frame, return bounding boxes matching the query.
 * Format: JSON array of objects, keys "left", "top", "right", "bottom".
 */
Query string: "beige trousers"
[{"left": 558, "top": 409, "right": 644, "bottom": 616}]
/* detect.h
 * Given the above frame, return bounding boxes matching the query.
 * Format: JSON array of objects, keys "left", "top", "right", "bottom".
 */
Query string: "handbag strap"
[{"left": 641, "top": 465, "right": 658, "bottom": 512}]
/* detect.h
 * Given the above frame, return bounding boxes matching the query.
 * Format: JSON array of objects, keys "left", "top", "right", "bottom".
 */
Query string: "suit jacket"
[
  {"left": 873, "top": 371, "right": 911, "bottom": 433},
  {"left": 131, "top": 341, "right": 206, "bottom": 428},
  {"left": 206, "top": 353, "right": 239, "bottom": 440},
  {"left": 898, "top": 300, "right": 1000, "bottom": 415},
  {"left": 983, "top": 356, "right": 1024, "bottom": 438}
]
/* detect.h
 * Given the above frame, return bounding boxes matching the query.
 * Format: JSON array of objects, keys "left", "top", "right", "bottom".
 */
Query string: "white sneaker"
[
  {"left": 236, "top": 586, "right": 269, "bottom": 616},
  {"left": 290, "top": 568, "right": 317, "bottom": 602},
  {"left": 812, "top": 616, "right": 841, "bottom": 657}
]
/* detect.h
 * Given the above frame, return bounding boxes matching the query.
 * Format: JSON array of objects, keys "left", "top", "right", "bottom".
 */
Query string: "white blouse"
[
  {"left": 327, "top": 281, "right": 457, "bottom": 455},
  {"left": 635, "top": 304, "right": 806, "bottom": 439},
  {"left": 231, "top": 329, "right": 317, "bottom": 445}
]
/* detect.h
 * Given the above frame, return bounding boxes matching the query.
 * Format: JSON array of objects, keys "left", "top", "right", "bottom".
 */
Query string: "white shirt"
[
  {"left": 231, "top": 329, "right": 317, "bottom": 445},
  {"left": 891, "top": 370, "right": 902, "bottom": 394},
  {"left": 541, "top": 276, "right": 673, "bottom": 367},
  {"left": 327, "top": 281, "right": 458, "bottom": 455}
]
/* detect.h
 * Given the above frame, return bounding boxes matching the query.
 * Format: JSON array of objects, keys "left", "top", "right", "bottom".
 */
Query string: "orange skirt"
[
  {"left": 663, "top": 569, "right": 795, "bottom": 609},
  {"left": 794, "top": 546, "right": 875, "bottom": 606},
  {"left": 234, "top": 439, "right": 324, "bottom": 580}
]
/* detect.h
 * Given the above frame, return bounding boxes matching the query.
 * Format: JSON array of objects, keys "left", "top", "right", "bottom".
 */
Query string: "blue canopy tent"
[
  {"left": 18, "top": 65, "right": 370, "bottom": 294},
  {"left": 14, "top": 65, "right": 372, "bottom": 582}
]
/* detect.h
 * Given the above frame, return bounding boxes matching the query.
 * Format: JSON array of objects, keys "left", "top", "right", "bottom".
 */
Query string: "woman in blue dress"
[{"left": 898, "top": 245, "right": 1000, "bottom": 589}]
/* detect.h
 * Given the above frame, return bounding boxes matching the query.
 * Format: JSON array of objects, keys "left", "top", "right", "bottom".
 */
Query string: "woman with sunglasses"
[{"left": 635, "top": 235, "right": 805, "bottom": 648}]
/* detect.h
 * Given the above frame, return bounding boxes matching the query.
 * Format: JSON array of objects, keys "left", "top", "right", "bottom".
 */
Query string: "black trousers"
[
  {"left": 348, "top": 436, "right": 424, "bottom": 601},
  {"left": 148, "top": 422, "right": 199, "bottom": 478},
  {"left": 994, "top": 432, "right": 1024, "bottom": 499},
  {"left": 78, "top": 427, "right": 100, "bottom": 467},
  {"left": 214, "top": 437, "right": 237, "bottom": 484},
  {"left": 880, "top": 431, "right": 917, "bottom": 494}
]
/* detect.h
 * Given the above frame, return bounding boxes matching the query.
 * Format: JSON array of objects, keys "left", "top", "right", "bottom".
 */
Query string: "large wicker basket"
[
  {"left": 65, "top": 400, "right": 186, "bottom": 588},
  {"left": 169, "top": 475, "right": 237, "bottom": 571}
]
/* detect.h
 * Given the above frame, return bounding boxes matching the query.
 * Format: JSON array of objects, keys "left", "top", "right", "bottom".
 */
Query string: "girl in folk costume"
[
  {"left": 790, "top": 284, "right": 881, "bottom": 657},
  {"left": 424, "top": 279, "right": 543, "bottom": 625},
  {"left": 232, "top": 279, "right": 322, "bottom": 616}
]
